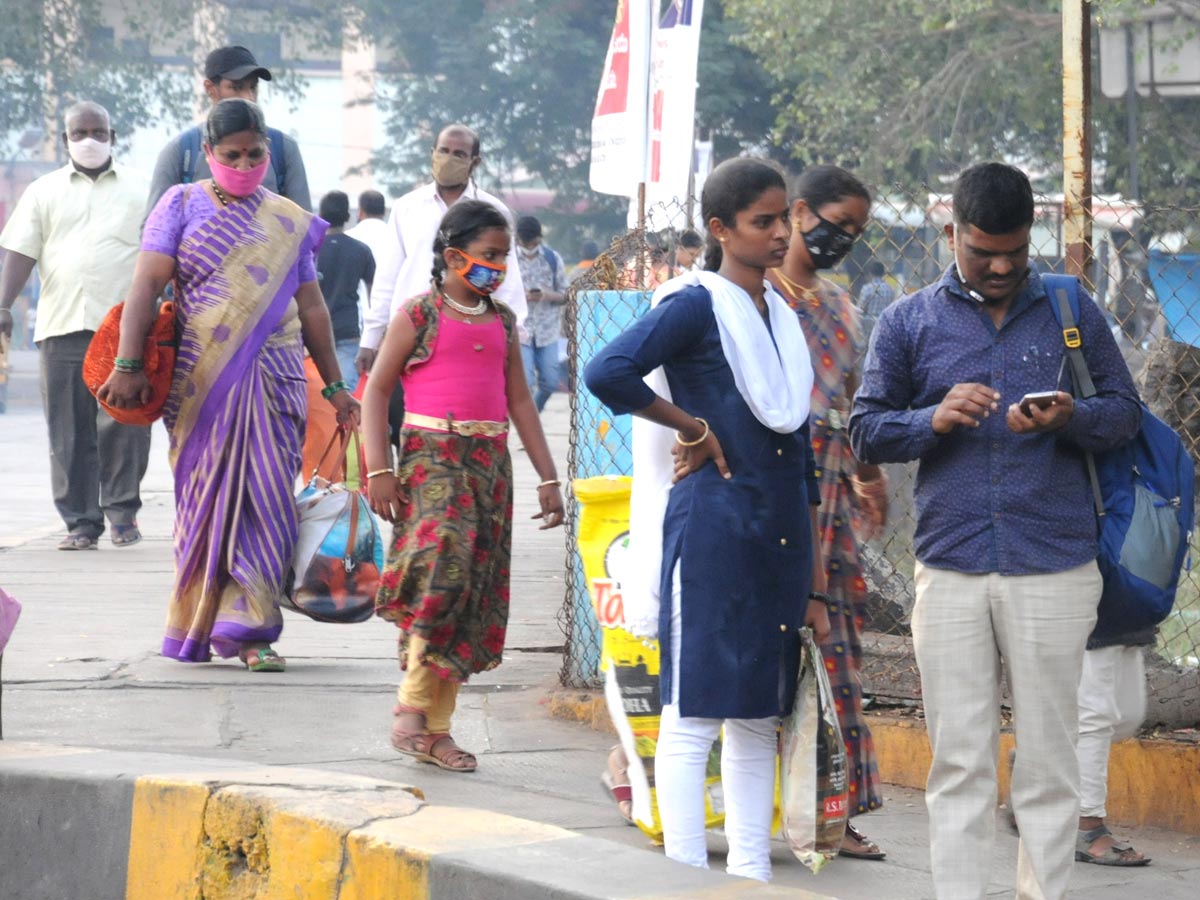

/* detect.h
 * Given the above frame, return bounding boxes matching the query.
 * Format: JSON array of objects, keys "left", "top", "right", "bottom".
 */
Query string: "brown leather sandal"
[
  {"left": 390, "top": 705, "right": 432, "bottom": 760},
  {"left": 420, "top": 733, "right": 478, "bottom": 772},
  {"left": 839, "top": 821, "right": 887, "bottom": 860}
]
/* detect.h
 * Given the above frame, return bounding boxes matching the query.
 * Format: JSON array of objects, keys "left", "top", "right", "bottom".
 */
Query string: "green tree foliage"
[
  {"left": 723, "top": 0, "right": 1065, "bottom": 185},
  {"left": 356, "top": 0, "right": 788, "bottom": 247},
  {"left": 0, "top": 1, "right": 191, "bottom": 158},
  {"left": 354, "top": 0, "right": 624, "bottom": 243},
  {"left": 694, "top": 1, "right": 783, "bottom": 164},
  {"left": 722, "top": 0, "right": 1200, "bottom": 211}
]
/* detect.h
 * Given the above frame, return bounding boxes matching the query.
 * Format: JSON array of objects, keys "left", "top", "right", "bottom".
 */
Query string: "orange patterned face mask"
[{"left": 450, "top": 251, "right": 507, "bottom": 295}]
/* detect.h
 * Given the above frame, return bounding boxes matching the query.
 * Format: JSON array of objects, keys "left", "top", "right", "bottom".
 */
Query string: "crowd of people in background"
[{"left": 0, "top": 38, "right": 1167, "bottom": 900}]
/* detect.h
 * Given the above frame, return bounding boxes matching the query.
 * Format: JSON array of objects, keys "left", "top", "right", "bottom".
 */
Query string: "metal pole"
[
  {"left": 1062, "top": 0, "right": 1094, "bottom": 283},
  {"left": 637, "top": 181, "right": 647, "bottom": 289},
  {"left": 1124, "top": 23, "right": 1140, "bottom": 201}
]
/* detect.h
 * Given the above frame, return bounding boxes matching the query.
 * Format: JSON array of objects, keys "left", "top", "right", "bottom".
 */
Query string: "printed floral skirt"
[{"left": 375, "top": 427, "right": 513, "bottom": 682}]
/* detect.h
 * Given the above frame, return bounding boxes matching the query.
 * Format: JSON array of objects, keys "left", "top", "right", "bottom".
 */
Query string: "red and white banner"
[
  {"left": 644, "top": 0, "right": 705, "bottom": 211},
  {"left": 589, "top": 0, "right": 653, "bottom": 197}
]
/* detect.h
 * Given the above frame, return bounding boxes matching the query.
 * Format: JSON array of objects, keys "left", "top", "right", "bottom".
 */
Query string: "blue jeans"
[
  {"left": 334, "top": 338, "right": 360, "bottom": 392},
  {"left": 521, "top": 342, "right": 560, "bottom": 412}
]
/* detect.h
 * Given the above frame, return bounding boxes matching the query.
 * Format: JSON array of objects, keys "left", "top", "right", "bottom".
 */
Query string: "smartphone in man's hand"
[{"left": 1018, "top": 391, "right": 1060, "bottom": 416}]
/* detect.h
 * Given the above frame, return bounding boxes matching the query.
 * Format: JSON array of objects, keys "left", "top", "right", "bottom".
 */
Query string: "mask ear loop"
[{"left": 955, "top": 263, "right": 989, "bottom": 304}]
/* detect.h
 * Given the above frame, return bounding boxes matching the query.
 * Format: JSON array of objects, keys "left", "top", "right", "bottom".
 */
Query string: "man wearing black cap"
[{"left": 145, "top": 45, "right": 311, "bottom": 215}]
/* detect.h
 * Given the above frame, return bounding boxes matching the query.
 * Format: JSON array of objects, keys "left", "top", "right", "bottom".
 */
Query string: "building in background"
[{"left": 1, "top": 0, "right": 390, "bottom": 230}]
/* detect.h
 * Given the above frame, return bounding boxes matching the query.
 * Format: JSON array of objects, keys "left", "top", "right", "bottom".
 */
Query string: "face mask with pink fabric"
[{"left": 206, "top": 151, "right": 269, "bottom": 197}]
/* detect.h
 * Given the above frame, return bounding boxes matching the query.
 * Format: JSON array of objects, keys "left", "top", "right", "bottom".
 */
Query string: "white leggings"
[
  {"left": 655, "top": 563, "right": 779, "bottom": 882},
  {"left": 1077, "top": 645, "right": 1146, "bottom": 818},
  {"left": 656, "top": 706, "right": 779, "bottom": 882}
]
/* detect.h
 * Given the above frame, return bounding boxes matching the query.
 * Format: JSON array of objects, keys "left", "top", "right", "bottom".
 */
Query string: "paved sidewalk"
[{"left": 1, "top": 381, "right": 1198, "bottom": 897}]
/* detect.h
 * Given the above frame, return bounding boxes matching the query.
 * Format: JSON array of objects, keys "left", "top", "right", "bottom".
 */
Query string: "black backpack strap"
[
  {"left": 1048, "top": 279, "right": 1105, "bottom": 516},
  {"left": 1053, "top": 285, "right": 1097, "bottom": 399}
]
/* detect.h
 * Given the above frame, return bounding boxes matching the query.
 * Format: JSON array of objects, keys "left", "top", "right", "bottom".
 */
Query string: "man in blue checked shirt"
[{"left": 849, "top": 162, "right": 1140, "bottom": 900}]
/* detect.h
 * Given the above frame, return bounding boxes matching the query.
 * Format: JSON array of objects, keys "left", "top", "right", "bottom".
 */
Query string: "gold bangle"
[
  {"left": 851, "top": 473, "right": 888, "bottom": 495},
  {"left": 366, "top": 468, "right": 395, "bottom": 480},
  {"left": 537, "top": 479, "right": 561, "bottom": 489},
  {"left": 675, "top": 417, "right": 709, "bottom": 447}
]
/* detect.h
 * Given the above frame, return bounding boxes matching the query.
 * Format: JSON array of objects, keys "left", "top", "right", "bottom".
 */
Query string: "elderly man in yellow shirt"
[{"left": 0, "top": 101, "right": 151, "bottom": 551}]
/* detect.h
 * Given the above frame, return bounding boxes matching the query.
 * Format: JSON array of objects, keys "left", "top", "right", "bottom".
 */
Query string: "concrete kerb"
[
  {"left": 0, "top": 741, "right": 832, "bottom": 900},
  {"left": 545, "top": 689, "right": 1200, "bottom": 836}
]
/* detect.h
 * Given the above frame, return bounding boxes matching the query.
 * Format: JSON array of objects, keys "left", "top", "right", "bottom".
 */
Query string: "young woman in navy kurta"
[{"left": 586, "top": 285, "right": 820, "bottom": 720}]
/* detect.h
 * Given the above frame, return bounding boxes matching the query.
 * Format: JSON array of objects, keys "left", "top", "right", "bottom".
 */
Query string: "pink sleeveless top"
[{"left": 402, "top": 312, "right": 509, "bottom": 424}]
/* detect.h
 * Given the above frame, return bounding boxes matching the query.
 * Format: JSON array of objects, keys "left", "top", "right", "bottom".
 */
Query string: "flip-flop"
[
  {"left": 110, "top": 524, "right": 142, "bottom": 547},
  {"left": 240, "top": 647, "right": 286, "bottom": 672},
  {"left": 58, "top": 533, "right": 97, "bottom": 551}
]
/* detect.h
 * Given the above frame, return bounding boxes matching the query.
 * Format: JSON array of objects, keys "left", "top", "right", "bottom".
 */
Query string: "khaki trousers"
[
  {"left": 396, "top": 635, "right": 460, "bottom": 734},
  {"left": 912, "top": 561, "right": 1100, "bottom": 900}
]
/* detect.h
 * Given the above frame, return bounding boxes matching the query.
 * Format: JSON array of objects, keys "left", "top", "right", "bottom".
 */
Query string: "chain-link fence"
[{"left": 559, "top": 191, "right": 1200, "bottom": 737}]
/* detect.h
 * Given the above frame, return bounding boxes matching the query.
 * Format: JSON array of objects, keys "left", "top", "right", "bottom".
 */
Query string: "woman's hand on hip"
[
  {"left": 367, "top": 473, "right": 409, "bottom": 523},
  {"left": 670, "top": 431, "right": 731, "bottom": 483},
  {"left": 329, "top": 390, "right": 361, "bottom": 428},
  {"left": 532, "top": 484, "right": 564, "bottom": 530},
  {"left": 96, "top": 370, "right": 152, "bottom": 409}
]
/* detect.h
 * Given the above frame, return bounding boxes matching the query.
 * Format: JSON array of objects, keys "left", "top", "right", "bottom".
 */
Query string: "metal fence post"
[{"left": 1063, "top": 0, "right": 1094, "bottom": 284}]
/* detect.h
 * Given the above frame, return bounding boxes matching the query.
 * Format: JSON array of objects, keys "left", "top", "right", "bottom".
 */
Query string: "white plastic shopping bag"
[{"left": 780, "top": 627, "right": 850, "bottom": 873}]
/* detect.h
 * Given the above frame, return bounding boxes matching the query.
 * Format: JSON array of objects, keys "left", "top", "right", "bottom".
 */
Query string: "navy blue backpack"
[{"left": 1044, "top": 274, "right": 1195, "bottom": 638}]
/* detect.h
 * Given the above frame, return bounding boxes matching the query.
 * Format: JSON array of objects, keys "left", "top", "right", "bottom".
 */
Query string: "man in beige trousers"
[{"left": 849, "top": 162, "right": 1141, "bottom": 899}]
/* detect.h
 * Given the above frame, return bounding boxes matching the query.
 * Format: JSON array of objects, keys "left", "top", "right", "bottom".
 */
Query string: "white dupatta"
[{"left": 623, "top": 271, "right": 814, "bottom": 638}]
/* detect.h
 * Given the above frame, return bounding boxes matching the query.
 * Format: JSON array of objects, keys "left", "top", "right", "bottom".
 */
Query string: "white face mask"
[{"left": 68, "top": 137, "right": 111, "bottom": 170}]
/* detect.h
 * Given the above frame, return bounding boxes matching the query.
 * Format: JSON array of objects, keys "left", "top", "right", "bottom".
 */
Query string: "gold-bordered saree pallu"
[{"left": 161, "top": 191, "right": 327, "bottom": 662}]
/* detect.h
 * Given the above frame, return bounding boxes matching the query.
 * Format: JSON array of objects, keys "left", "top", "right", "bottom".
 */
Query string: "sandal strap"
[
  {"left": 1078, "top": 825, "right": 1112, "bottom": 844},
  {"left": 426, "top": 733, "right": 475, "bottom": 765}
]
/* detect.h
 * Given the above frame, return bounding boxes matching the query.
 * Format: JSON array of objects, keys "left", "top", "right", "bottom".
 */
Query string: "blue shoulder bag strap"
[
  {"left": 267, "top": 128, "right": 287, "bottom": 194},
  {"left": 1043, "top": 273, "right": 1106, "bottom": 516},
  {"left": 179, "top": 126, "right": 203, "bottom": 184}
]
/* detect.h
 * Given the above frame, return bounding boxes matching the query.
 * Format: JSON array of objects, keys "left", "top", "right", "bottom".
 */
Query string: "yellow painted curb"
[
  {"left": 341, "top": 807, "right": 575, "bottom": 900},
  {"left": 545, "top": 688, "right": 615, "bottom": 734},
  {"left": 545, "top": 691, "right": 1200, "bottom": 835},
  {"left": 870, "top": 715, "right": 1200, "bottom": 834},
  {"left": 125, "top": 776, "right": 424, "bottom": 899}
]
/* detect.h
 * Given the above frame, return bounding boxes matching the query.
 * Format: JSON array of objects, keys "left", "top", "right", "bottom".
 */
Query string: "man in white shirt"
[
  {"left": 356, "top": 124, "right": 527, "bottom": 375},
  {"left": 0, "top": 102, "right": 151, "bottom": 551},
  {"left": 346, "top": 189, "right": 391, "bottom": 343}
]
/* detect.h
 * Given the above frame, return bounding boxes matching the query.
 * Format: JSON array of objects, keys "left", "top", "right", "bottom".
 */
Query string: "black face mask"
[{"left": 802, "top": 213, "right": 856, "bottom": 269}]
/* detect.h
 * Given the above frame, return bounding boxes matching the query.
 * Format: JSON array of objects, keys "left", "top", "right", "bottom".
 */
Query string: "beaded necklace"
[{"left": 441, "top": 291, "right": 489, "bottom": 317}]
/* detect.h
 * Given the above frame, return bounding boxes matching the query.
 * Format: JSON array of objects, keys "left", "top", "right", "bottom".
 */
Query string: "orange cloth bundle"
[{"left": 83, "top": 301, "right": 177, "bottom": 426}]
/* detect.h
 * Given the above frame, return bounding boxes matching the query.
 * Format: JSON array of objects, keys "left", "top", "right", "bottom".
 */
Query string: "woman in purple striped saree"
[{"left": 98, "top": 100, "right": 359, "bottom": 672}]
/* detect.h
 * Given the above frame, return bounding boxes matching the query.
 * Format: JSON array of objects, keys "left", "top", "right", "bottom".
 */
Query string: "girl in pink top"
[{"left": 362, "top": 200, "right": 564, "bottom": 772}]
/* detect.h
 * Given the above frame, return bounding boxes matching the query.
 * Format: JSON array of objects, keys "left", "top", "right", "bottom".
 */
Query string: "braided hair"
[{"left": 430, "top": 199, "right": 510, "bottom": 292}]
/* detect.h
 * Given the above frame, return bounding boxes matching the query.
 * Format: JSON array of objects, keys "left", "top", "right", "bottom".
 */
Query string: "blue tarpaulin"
[{"left": 1149, "top": 250, "right": 1200, "bottom": 347}]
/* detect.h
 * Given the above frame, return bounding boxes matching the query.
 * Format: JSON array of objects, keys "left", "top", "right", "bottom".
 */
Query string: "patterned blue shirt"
[{"left": 848, "top": 266, "right": 1141, "bottom": 575}]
